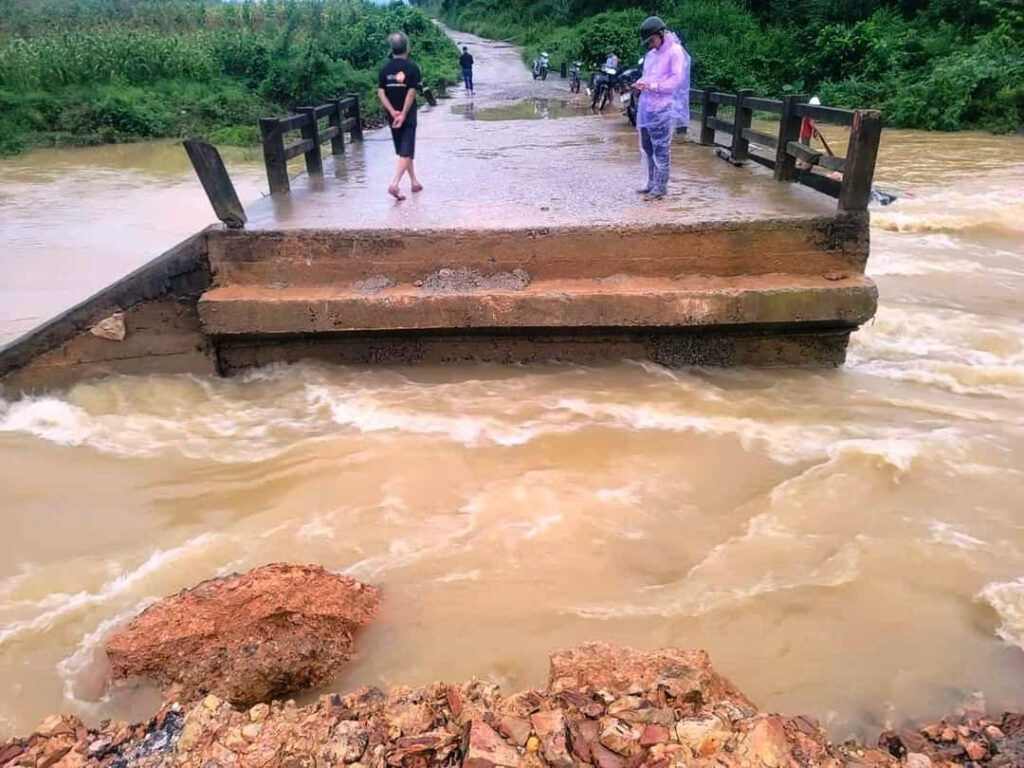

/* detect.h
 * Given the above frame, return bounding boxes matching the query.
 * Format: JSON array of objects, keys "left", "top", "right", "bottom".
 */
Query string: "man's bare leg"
[
  {"left": 409, "top": 160, "right": 423, "bottom": 193},
  {"left": 388, "top": 158, "right": 409, "bottom": 200}
]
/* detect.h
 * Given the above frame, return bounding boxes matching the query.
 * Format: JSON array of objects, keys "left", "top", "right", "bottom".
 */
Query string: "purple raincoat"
[{"left": 637, "top": 31, "right": 690, "bottom": 130}]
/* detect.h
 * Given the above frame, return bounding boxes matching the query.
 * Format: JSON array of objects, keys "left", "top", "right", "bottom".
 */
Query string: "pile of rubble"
[{"left": 3, "top": 642, "right": 1022, "bottom": 767}]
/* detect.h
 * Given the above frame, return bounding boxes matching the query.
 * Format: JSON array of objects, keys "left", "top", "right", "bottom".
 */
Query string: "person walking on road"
[
  {"left": 377, "top": 32, "right": 424, "bottom": 200},
  {"left": 633, "top": 16, "right": 690, "bottom": 200},
  {"left": 459, "top": 46, "right": 475, "bottom": 94}
]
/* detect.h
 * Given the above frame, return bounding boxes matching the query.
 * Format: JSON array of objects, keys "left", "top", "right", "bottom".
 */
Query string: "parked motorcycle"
[
  {"left": 591, "top": 60, "right": 642, "bottom": 114},
  {"left": 569, "top": 61, "right": 582, "bottom": 93},
  {"left": 531, "top": 52, "right": 550, "bottom": 80}
]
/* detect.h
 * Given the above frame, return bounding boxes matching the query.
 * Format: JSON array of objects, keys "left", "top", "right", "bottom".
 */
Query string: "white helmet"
[{"left": 809, "top": 96, "right": 821, "bottom": 106}]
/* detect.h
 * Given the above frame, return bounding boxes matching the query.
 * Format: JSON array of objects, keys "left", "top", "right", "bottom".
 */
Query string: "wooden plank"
[
  {"left": 820, "top": 154, "right": 846, "bottom": 173},
  {"left": 689, "top": 88, "right": 704, "bottom": 101},
  {"left": 747, "top": 152, "right": 776, "bottom": 171},
  {"left": 699, "top": 85, "right": 718, "bottom": 146},
  {"left": 337, "top": 96, "right": 357, "bottom": 112},
  {"left": 774, "top": 94, "right": 805, "bottom": 182},
  {"left": 792, "top": 103, "right": 854, "bottom": 126},
  {"left": 320, "top": 125, "right": 340, "bottom": 142},
  {"left": 283, "top": 138, "right": 314, "bottom": 161},
  {"left": 745, "top": 97, "right": 782, "bottom": 114},
  {"left": 710, "top": 92, "right": 736, "bottom": 107},
  {"left": 787, "top": 140, "right": 822, "bottom": 165},
  {"left": 278, "top": 113, "right": 308, "bottom": 132},
  {"left": 796, "top": 169, "right": 842, "bottom": 199},
  {"left": 839, "top": 109, "right": 882, "bottom": 212},
  {"left": 742, "top": 127, "right": 777, "bottom": 148},
  {"left": 731, "top": 89, "right": 754, "bottom": 163},
  {"left": 340, "top": 117, "right": 357, "bottom": 132},
  {"left": 258, "top": 117, "right": 289, "bottom": 194},
  {"left": 297, "top": 106, "right": 323, "bottom": 175},
  {"left": 312, "top": 103, "right": 335, "bottom": 119},
  {"left": 706, "top": 116, "right": 734, "bottom": 134},
  {"left": 183, "top": 139, "right": 247, "bottom": 229}
]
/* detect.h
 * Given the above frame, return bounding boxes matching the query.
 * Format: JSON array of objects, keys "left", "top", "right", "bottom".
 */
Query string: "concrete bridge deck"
[{"left": 0, "top": 29, "right": 879, "bottom": 393}]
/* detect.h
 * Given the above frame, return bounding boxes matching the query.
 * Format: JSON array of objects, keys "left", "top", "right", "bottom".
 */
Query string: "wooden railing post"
[
  {"left": 774, "top": 94, "right": 806, "bottom": 182},
  {"left": 259, "top": 117, "right": 289, "bottom": 194},
  {"left": 183, "top": 139, "right": 247, "bottom": 228},
  {"left": 329, "top": 99, "right": 346, "bottom": 155},
  {"left": 730, "top": 89, "right": 754, "bottom": 163},
  {"left": 297, "top": 106, "right": 323, "bottom": 176},
  {"left": 839, "top": 109, "right": 882, "bottom": 212},
  {"left": 348, "top": 94, "right": 364, "bottom": 141},
  {"left": 700, "top": 86, "right": 718, "bottom": 146}
]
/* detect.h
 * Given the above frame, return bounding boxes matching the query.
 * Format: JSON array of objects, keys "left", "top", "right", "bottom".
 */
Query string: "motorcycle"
[
  {"left": 621, "top": 57, "right": 645, "bottom": 126},
  {"left": 591, "top": 60, "right": 642, "bottom": 114},
  {"left": 531, "top": 52, "right": 549, "bottom": 80},
  {"left": 569, "top": 61, "right": 582, "bottom": 94}
]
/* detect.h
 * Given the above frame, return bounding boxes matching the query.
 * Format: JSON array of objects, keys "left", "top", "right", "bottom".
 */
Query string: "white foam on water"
[
  {"left": 929, "top": 521, "right": 986, "bottom": 551},
  {"left": 976, "top": 578, "right": 1024, "bottom": 650},
  {"left": 55, "top": 600, "right": 154, "bottom": 708},
  {"left": 848, "top": 306, "right": 1024, "bottom": 399},
  {"left": 0, "top": 533, "right": 215, "bottom": 647},
  {"left": 872, "top": 172, "right": 1024, "bottom": 237}
]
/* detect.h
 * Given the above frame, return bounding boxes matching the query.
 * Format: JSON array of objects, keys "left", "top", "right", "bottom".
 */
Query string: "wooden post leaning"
[{"left": 839, "top": 109, "right": 882, "bottom": 212}]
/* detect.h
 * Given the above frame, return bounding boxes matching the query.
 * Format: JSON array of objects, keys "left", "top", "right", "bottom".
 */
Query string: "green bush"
[{"left": 0, "top": 0, "right": 461, "bottom": 156}]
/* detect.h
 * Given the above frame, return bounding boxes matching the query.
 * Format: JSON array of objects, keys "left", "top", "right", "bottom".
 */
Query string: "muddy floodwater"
[{"left": 1, "top": 51, "right": 1023, "bottom": 741}]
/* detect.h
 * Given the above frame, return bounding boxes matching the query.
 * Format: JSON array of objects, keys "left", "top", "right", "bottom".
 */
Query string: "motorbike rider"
[
  {"left": 604, "top": 50, "right": 619, "bottom": 72},
  {"left": 633, "top": 16, "right": 690, "bottom": 200}
]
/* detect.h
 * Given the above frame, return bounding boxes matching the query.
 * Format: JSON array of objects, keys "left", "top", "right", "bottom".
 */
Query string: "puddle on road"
[{"left": 452, "top": 98, "right": 593, "bottom": 121}]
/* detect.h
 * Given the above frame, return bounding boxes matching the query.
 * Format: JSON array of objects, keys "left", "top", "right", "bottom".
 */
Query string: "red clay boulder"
[{"left": 106, "top": 563, "right": 380, "bottom": 707}]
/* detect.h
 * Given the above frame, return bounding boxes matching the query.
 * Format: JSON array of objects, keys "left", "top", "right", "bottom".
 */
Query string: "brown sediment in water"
[{"left": 1, "top": 642, "right": 1020, "bottom": 767}]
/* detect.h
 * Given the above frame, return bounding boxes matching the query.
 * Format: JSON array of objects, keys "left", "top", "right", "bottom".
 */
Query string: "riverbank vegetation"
[
  {"left": 0, "top": 0, "right": 460, "bottom": 156},
  {"left": 434, "top": 0, "right": 1023, "bottom": 133}
]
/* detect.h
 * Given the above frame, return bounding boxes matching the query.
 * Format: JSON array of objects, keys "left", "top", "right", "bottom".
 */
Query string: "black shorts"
[{"left": 390, "top": 122, "right": 416, "bottom": 159}]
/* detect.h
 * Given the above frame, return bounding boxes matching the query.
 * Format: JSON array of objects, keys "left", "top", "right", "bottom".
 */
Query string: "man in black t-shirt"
[
  {"left": 459, "top": 46, "right": 474, "bottom": 93},
  {"left": 377, "top": 32, "right": 423, "bottom": 200}
]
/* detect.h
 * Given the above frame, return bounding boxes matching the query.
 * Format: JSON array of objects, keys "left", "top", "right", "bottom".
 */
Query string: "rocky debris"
[
  {"left": 106, "top": 563, "right": 380, "bottom": 708},
  {"left": 420, "top": 267, "right": 531, "bottom": 294},
  {"left": 3, "top": 643, "right": 1022, "bottom": 768},
  {"left": 89, "top": 312, "right": 126, "bottom": 342},
  {"left": 355, "top": 275, "right": 398, "bottom": 294}
]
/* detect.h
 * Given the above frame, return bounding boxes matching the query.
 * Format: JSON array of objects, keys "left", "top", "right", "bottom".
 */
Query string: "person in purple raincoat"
[{"left": 633, "top": 16, "right": 691, "bottom": 200}]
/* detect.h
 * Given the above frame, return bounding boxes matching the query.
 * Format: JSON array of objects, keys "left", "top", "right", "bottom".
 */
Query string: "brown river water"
[{"left": 0, "top": 120, "right": 1022, "bottom": 741}]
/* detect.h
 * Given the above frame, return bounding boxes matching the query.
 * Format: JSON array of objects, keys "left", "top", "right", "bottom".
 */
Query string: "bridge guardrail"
[
  {"left": 689, "top": 87, "right": 882, "bottom": 212},
  {"left": 259, "top": 95, "right": 364, "bottom": 195}
]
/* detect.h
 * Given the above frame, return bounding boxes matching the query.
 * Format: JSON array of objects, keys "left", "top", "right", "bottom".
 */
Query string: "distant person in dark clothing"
[
  {"left": 377, "top": 32, "right": 423, "bottom": 200},
  {"left": 459, "top": 46, "right": 474, "bottom": 93}
]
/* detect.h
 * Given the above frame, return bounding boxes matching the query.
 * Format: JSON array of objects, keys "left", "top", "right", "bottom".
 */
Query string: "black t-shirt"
[
  {"left": 459, "top": 52, "right": 474, "bottom": 69},
  {"left": 378, "top": 58, "right": 422, "bottom": 122}
]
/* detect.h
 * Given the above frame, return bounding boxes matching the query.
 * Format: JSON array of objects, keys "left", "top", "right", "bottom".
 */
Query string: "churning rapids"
[{"left": 0, "top": 126, "right": 1022, "bottom": 742}]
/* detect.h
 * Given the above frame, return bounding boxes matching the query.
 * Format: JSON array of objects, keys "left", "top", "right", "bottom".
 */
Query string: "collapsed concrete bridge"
[{"left": 0, "top": 76, "right": 881, "bottom": 395}]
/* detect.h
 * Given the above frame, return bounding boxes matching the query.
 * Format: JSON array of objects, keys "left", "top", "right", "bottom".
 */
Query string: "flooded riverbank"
[{"left": 0, "top": 55, "right": 1022, "bottom": 741}]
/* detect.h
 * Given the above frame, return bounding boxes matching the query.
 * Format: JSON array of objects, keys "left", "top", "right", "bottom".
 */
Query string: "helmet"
[
  {"left": 640, "top": 16, "right": 666, "bottom": 44},
  {"left": 809, "top": 96, "right": 821, "bottom": 106}
]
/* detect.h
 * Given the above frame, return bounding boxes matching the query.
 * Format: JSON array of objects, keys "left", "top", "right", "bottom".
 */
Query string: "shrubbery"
[
  {"left": 0, "top": 0, "right": 461, "bottom": 155},
  {"left": 435, "top": 0, "right": 1023, "bottom": 132}
]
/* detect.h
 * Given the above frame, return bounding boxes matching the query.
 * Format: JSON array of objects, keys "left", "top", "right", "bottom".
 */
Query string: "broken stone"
[
  {"left": 741, "top": 716, "right": 790, "bottom": 768},
  {"left": 496, "top": 715, "right": 531, "bottom": 746},
  {"left": 599, "top": 717, "right": 642, "bottom": 758},
  {"left": 905, "top": 753, "right": 932, "bottom": 768},
  {"left": 640, "top": 724, "right": 670, "bottom": 746},
  {"left": 462, "top": 720, "right": 518, "bottom": 768},
  {"left": 106, "top": 563, "right": 380, "bottom": 707},
  {"left": 531, "top": 709, "right": 572, "bottom": 767},
  {"left": 90, "top": 312, "right": 126, "bottom": 341}
]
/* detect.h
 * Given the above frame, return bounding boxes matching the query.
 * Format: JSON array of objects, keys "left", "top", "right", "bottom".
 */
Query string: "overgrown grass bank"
[
  {"left": 434, "top": 0, "right": 1023, "bottom": 133},
  {"left": 0, "top": 0, "right": 461, "bottom": 156}
]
